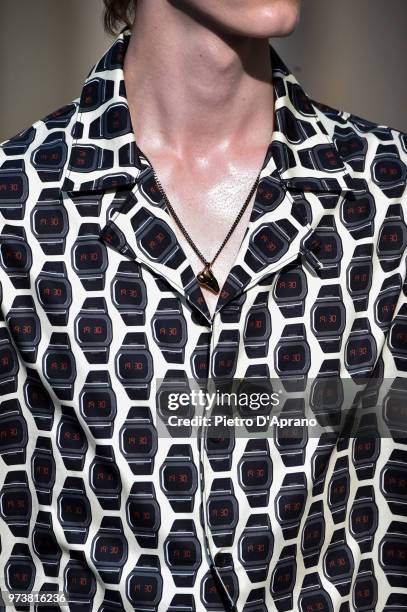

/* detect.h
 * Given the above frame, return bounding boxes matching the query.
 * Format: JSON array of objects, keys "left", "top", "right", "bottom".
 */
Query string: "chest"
[{"left": 142, "top": 153, "right": 268, "bottom": 317}]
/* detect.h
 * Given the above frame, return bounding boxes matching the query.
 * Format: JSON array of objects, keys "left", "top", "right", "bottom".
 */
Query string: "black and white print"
[{"left": 0, "top": 27, "right": 407, "bottom": 611}]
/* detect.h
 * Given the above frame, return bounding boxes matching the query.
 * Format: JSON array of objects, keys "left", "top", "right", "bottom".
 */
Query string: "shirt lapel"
[
  {"left": 60, "top": 29, "right": 213, "bottom": 322},
  {"left": 213, "top": 46, "right": 357, "bottom": 312},
  {"left": 61, "top": 28, "right": 357, "bottom": 323}
]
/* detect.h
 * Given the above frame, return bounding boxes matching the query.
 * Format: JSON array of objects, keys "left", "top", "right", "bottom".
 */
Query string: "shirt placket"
[{"left": 198, "top": 311, "right": 241, "bottom": 612}]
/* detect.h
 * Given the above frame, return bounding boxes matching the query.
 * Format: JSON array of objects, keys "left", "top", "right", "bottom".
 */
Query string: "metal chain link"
[{"left": 146, "top": 156, "right": 261, "bottom": 268}]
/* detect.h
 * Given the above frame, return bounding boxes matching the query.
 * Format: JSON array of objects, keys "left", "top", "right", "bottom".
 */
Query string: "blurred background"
[{"left": 0, "top": 0, "right": 406, "bottom": 142}]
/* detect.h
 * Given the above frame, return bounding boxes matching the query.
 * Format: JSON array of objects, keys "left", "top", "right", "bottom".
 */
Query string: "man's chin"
[{"left": 168, "top": 0, "right": 301, "bottom": 41}]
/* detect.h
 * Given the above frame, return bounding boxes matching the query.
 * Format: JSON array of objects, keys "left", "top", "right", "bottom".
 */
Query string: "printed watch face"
[
  {"left": 342, "top": 194, "right": 374, "bottom": 226},
  {"left": 58, "top": 494, "right": 91, "bottom": 526},
  {"left": 329, "top": 474, "right": 350, "bottom": 507},
  {"left": 0, "top": 172, "right": 29, "bottom": 205},
  {"left": 349, "top": 503, "right": 377, "bottom": 536},
  {"left": 300, "top": 591, "right": 333, "bottom": 612},
  {"left": 275, "top": 341, "right": 309, "bottom": 375},
  {"left": 73, "top": 241, "right": 106, "bottom": 273},
  {"left": 191, "top": 351, "right": 209, "bottom": 381},
  {"left": 127, "top": 500, "right": 160, "bottom": 531},
  {"left": 32, "top": 455, "right": 55, "bottom": 487},
  {"left": 44, "top": 352, "right": 75, "bottom": 383},
  {"left": 141, "top": 174, "right": 164, "bottom": 206},
  {"left": 276, "top": 490, "right": 306, "bottom": 523},
  {"left": 324, "top": 546, "right": 353, "bottom": 580},
  {"left": 250, "top": 225, "right": 288, "bottom": 264},
  {"left": 152, "top": 316, "right": 186, "bottom": 347},
  {"left": 92, "top": 534, "right": 127, "bottom": 565},
  {"left": 57, "top": 421, "right": 87, "bottom": 453},
  {"left": 353, "top": 578, "right": 377, "bottom": 609},
  {"left": 90, "top": 462, "right": 121, "bottom": 493},
  {"left": 348, "top": 263, "right": 371, "bottom": 294},
  {"left": 0, "top": 241, "right": 31, "bottom": 272},
  {"left": 378, "top": 223, "right": 407, "bottom": 254},
  {"left": 310, "top": 378, "right": 343, "bottom": 411},
  {"left": 271, "top": 562, "right": 295, "bottom": 595},
  {"left": 127, "top": 573, "right": 162, "bottom": 606},
  {"left": 335, "top": 134, "right": 365, "bottom": 159},
  {"left": 65, "top": 566, "right": 96, "bottom": 598},
  {"left": 372, "top": 158, "right": 406, "bottom": 185},
  {"left": 212, "top": 349, "right": 238, "bottom": 378},
  {"left": 76, "top": 315, "right": 111, "bottom": 345},
  {"left": 274, "top": 270, "right": 305, "bottom": 301},
  {"left": 353, "top": 437, "right": 379, "bottom": 462},
  {"left": 32, "top": 143, "right": 66, "bottom": 170},
  {"left": 312, "top": 303, "right": 345, "bottom": 335},
  {"left": 7, "top": 561, "right": 35, "bottom": 591},
  {"left": 302, "top": 519, "right": 324, "bottom": 551},
  {"left": 202, "top": 574, "right": 237, "bottom": 606},
  {"left": 161, "top": 464, "right": 196, "bottom": 494},
  {"left": 32, "top": 208, "right": 67, "bottom": 237},
  {"left": 166, "top": 540, "right": 199, "bottom": 568},
  {"left": 139, "top": 221, "right": 175, "bottom": 261},
  {"left": 244, "top": 309, "right": 270, "bottom": 340},
  {"left": 381, "top": 466, "right": 407, "bottom": 500},
  {"left": 103, "top": 103, "right": 131, "bottom": 138},
  {"left": 345, "top": 337, "right": 375, "bottom": 368},
  {"left": 120, "top": 425, "right": 155, "bottom": 457},
  {"left": 116, "top": 351, "right": 153, "bottom": 383},
  {"left": 239, "top": 458, "right": 272, "bottom": 490},
  {"left": 0, "top": 346, "right": 19, "bottom": 378},
  {"left": 206, "top": 433, "right": 234, "bottom": 454},
  {"left": 389, "top": 322, "right": 407, "bottom": 354},
  {"left": 312, "top": 233, "right": 341, "bottom": 262},
  {"left": 380, "top": 538, "right": 407, "bottom": 571},
  {"left": 33, "top": 529, "right": 61, "bottom": 559},
  {"left": 375, "top": 293, "right": 398, "bottom": 325},
  {"left": 69, "top": 145, "right": 103, "bottom": 173},
  {"left": 8, "top": 315, "right": 40, "bottom": 345},
  {"left": 81, "top": 79, "right": 108, "bottom": 111},
  {"left": 255, "top": 178, "right": 285, "bottom": 211},
  {"left": 275, "top": 425, "right": 307, "bottom": 449},
  {"left": 383, "top": 393, "right": 407, "bottom": 426},
  {"left": 207, "top": 497, "right": 238, "bottom": 529},
  {"left": 37, "top": 278, "right": 71, "bottom": 308},
  {"left": 1, "top": 489, "right": 31, "bottom": 520},
  {"left": 314, "top": 144, "right": 344, "bottom": 171},
  {"left": 240, "top": 533, "right": 273, "bottom": 564},
  {"left": 113, "top": 279, "right": 146, "bottom": 308},
  {"left": 80, "top": 389, "right": 115, "bottom": 420},
  {"left": 0, "top": 417, "right": 27, "bottom": 451}
]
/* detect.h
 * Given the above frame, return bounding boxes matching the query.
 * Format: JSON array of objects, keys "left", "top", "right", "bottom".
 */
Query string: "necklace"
[{"left": 148, "top": 162, "right": 261, "bottom": 294}]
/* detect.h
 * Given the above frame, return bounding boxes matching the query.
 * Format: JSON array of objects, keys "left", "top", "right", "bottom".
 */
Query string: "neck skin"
[
  {"left": 123, "top": 1, "right": 275, "bottom": 319},
  {"left": 123, "top": 1, "right": 274, "bottom": 160}
]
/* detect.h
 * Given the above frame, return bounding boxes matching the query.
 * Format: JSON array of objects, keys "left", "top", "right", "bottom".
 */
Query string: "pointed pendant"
[{"left": 197, "top": 264, "right": 220, "bottom": 294}]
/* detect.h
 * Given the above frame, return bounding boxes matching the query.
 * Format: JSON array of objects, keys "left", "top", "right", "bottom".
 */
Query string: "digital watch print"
[{"left": 0, "top": 27, "right": 407, "bottom": 612}]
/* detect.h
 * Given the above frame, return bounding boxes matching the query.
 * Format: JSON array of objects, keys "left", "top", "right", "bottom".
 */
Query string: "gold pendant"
[{"left": 197, "top": 264, "right": 220, "bottom": 294}]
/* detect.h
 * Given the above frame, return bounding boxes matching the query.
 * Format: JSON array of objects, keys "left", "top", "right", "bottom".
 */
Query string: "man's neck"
[{"left": 123, "top": 1, "right": 274, "bottom": 160}]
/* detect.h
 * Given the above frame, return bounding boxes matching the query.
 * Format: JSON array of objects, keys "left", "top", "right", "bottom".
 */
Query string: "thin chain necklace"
[{"left": 144, "top": 153, "right": 261, "bottom": 294}]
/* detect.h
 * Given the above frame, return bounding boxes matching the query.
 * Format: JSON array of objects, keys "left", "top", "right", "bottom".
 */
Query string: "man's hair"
[{"left": 103, "top": 0, "right": 137, "bottom": 35}]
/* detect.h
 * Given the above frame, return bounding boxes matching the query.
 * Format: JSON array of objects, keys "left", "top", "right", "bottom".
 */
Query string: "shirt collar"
[
  {"left": 61, "top": 28, "right": 359, "bottom": 324},
  {"left": 61, "top": 27, "right": 356, "bottom": 195}
]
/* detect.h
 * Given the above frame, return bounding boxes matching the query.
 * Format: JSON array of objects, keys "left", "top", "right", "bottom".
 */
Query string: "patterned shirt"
[{"left": 0, "top": 26, "right": 407, "bottom": 612}]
